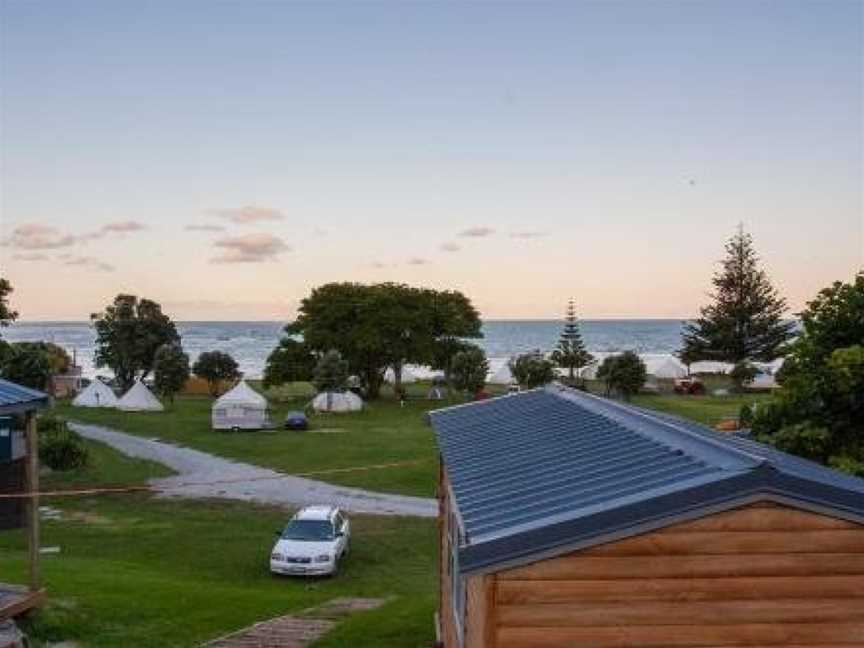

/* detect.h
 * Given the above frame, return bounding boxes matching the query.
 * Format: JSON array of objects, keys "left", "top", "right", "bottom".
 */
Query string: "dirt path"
[{"left": 68, "top": 422, "right": 437, "bottom": 517}]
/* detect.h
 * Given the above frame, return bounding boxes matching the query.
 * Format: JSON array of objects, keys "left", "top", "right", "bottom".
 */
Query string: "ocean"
[{"left": 0, "top": 320, "right": 687, "bottom": 379}]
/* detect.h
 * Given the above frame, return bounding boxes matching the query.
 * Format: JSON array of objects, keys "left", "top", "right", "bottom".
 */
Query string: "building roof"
[
  {"left": 295, "top": 505, "right": 337, "bottom": 521},
  {"left": 429, "top": 385, "right": 864, "bottom": 574},
  {"left": 0, "top": 378, "right": 50, "bottom": 415}
]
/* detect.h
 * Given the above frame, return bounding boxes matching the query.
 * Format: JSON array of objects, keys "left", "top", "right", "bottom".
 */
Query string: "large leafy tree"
[
  {"left": 1, "top": 344, "right": 52, "bottom": 390},
  {"left": 263, "top": 338, "right": 316, "bottom": 387},
  {"left": 287, "top": 283, "right": 481, "bottom": 399},
  {"left": 752, "top": 272, "right": 864, "bottom": 475},
  {"left": 153, "top": 343, "right": 190, "bottom": 404},
  {"left": 91, "top": 295, "right": 180, "bottom": 390},
  {"left": 550, "top": 299, "right": 593, "bottom": 382},
  {"left": 192, "top": 350, "right": 240, "bottom": 397},
  {"left": 0, "top": 277, "right": 18, "bottom": 331},
  {"left": 681, "top": 228, "right": 795, "bottom": 364}
]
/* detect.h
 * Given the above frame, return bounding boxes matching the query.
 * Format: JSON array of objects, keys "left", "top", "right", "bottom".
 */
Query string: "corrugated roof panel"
[
  {"left": 429, "top": 385, "right": 864, "bottom": 573},
  {"left": 0, "top": 379, "right": 49, "bottom": 414}
]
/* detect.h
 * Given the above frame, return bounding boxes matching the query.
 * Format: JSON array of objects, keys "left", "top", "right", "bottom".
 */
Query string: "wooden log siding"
[{"left": 492, "top": 503, "right": 864, "bottom": 648}]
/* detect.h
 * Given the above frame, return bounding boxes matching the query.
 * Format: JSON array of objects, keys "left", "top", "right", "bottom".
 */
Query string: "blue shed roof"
[
  {"left": 0, "top": 378, "right": 50, "bottom": 415},
  {"left": 430, "top": 386, "right": 864, "bottom": 574}
]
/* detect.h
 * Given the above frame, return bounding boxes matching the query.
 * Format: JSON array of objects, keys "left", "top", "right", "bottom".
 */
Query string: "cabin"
[
  {"left": 0, "top": 379, "right": 50, "bottom": 623},
  {"left": 428, "top": 385, "right": 864, "bottom": 648}
]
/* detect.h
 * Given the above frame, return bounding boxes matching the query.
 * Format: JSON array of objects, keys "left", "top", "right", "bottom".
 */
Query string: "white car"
[{"left": 270, "top": 505, "right": 351, "bottom": 577}]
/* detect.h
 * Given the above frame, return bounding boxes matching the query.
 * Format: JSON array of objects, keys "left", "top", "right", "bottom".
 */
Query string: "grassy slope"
[{"left": 2, "top": 441, "right": 435, "bottom": 647}]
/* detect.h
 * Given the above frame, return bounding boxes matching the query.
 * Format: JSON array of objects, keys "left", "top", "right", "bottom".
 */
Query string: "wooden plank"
[
  {"left": 465, "top": 574, "right": 494, "bottom": 648},
  {"left": 499, "top": 553, "right": 864, "bottom": 580},
  {"left": 496, "top": 575, "right": 864, "bottom": 604},
  {"left": 496, "top": 623, "right": 864, "bottom": 648},
  {"left": 581, "top": 530, "right": 864, "bottom": 556},
  {"left": 496, "top": 598, "right": 864, "bottom": 628},
  {"left": 664, "top": 508, "right": 862, "bottom": 533}
]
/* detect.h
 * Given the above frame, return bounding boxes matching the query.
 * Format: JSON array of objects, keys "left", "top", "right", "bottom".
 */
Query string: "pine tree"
[
  {"left": 681, "top": 227, "right": 795, "bottom": 364},
  {"left": 551, "top": 299, "right": 594, "bottom": 381}
]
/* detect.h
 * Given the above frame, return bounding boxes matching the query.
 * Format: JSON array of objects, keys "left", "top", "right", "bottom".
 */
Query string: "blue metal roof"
[
  {"left": 430, "top": 386, "right": 864, "bottom": 574},
  {"left": 0, "top": 378, "right": 50, "bottom": 415}
]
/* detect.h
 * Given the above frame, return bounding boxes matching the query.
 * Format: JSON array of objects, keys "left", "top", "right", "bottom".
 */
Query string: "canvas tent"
[
  {"left": 486, "top": 360, "right": 514, "bottom": 385},
  {"left": 72, "top": 380, "right": 118, "bottom": 408},
  {"left": 117, "top": 380, "right": 164, "bottom": 412},
  {"left": 212, "top": 380, "right": 270, "bottom": 430},
  {"left": 312, "top": 391, "right": 363, "bottom": 413},
  {"left": 641, "top": 354, "right": 688, "bottom": 379},
  {"left": 384, "top": 367, "right": 418, "bottom": 384}
]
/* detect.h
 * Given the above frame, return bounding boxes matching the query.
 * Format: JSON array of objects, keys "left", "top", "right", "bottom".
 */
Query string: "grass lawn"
[
  {"left": 630, "top": 392, "right": 774, "bottom": 426},
  {"left": 1, "top": 441, "right": 436, "bottom": 647},
  {"left": 55, "top": 385, "right": 452, "bottom": 498}
]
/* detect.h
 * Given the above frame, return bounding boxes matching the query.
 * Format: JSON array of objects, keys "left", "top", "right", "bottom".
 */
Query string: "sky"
[{"left": 0, "top": 0, "right": 861, "bottom": 321}]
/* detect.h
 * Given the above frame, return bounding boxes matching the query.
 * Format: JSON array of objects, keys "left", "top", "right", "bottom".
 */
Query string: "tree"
[
  {"left": 680, "top": 227, "right": 795, "bottom": 365},
  {"left": 752, "top": 273, "right": 864, "bottom": 475},
  {"left": 729, "top": 360, "right": 758, "bottom": 392},
  {"left": 192, "top": 350, "right": 240, "bottom": 397},
  {"left": 91, "top": 295, "right": 180, "bottom": 390},
  {"left": 509, "top": 352, "right": 556, "bottom": 389},
  {"left": 596, "top": 351, "right": 647, "bottom": 400},
  {"left": 1, "top": 344, "right": 52, "bottom": 390},
  {"left": 430, "top": 338, "right": 474, "bottom": 394},
  {"left": 550, "top": 299, "right": 593, "bottom": 383},
  {"left": 313, "top": 349, "right": 349, "bottom": 393},
  {"left": 450, "top": 344, "right": 488, "bottom": 395},
  {"left": 263, "top": 338, "right": 316, "bottom": 387},
  {"left": 287, "top": 283, "right": 481, "bottom": 399},
  {"left": 153, "top": 343, "right": 190, "bottom": 404},
  {"left": 0, "top": 277, "right": 18, "bottom": 331}
]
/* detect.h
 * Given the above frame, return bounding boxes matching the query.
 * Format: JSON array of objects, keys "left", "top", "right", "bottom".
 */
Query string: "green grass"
[
  {"left": 56, "top": 386, "right": 453, "bottom": 498},
  {"left": 630, "top": 392, "right": 774, "bottom": 426}
]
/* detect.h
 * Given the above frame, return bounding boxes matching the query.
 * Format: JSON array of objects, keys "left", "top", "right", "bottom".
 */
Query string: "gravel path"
[{"left": 68, "top": 422, "right": 437, "bottom": 517}]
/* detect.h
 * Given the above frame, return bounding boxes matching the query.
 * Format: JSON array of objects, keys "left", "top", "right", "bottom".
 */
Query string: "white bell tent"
[
  {"left": 312, "top": 391, "right": 364, "bottom": 413},
  {"left": 117, "top": 380, "right": 164, "bottom": 412},
  {"left": 72, "top": 380, "right": 118, "bottom": 408},
  {"left": 212, "top": 380, "right": 270, "bottom": 430}
]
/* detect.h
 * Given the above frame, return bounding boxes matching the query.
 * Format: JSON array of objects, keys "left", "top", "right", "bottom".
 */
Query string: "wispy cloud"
[
  {"left": 82, "top": 220, "right": 148, "bottom": 241},
  {"left": 458, "top": 226, "right": 495, "bottom": 238},
  {"left": 510, "top": 231, "right": 548, "bottom": 239},
  {"left": 211, "top": 233, "right": 289, "bottom": 263},
  {"left": 209, "top": 206, "right": 285, "bottom": 224},
  {"left": 186, "top": 224, "right": 225, "bottom": 232},
  {"left": 2, "top": 224, "right": 76, "bottom": 250},
  {"left": 61, "top": 255, "right": 114, "bottom": 272},
  {"left": 407, "top": 257, "right": 429, "bottom": 266},
  {"left": 439, "top": 242, "right": 461, "bottom": 252},
  {"left": 12, "top": 252, "right": 50, "bottom": 261}
]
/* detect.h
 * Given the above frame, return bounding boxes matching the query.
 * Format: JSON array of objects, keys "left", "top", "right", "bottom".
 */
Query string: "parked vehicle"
[
  {"left": 284, "top": 411, "right": 309, "bottom": 431},
  {"left": 270, "top": 506, "right": 350, "bottom": 577},
  {"left": 673, "top": 377, "right": 706, "bottom": 395}
]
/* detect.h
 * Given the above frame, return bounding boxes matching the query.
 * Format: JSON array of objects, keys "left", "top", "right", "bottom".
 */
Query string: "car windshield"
[{"left": 281, "top": 519, "right": 334, "bottom": 541}]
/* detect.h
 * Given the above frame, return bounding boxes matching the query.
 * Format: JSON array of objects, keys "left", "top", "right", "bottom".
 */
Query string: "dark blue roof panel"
[
  {"left": 430, "top": 386, "right": 864, "bottom": 573},
  {"left": 0, "top": 378, "right": 50, "bottom": 414}
]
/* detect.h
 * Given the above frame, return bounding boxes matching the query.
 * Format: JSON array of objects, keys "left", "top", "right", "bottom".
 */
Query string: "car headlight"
[
  {"left": 271, "top": 552, "right": 283, "bottom": 561},
  {"left": 315, "top": 554, "right": 332, "bottom": 563}
]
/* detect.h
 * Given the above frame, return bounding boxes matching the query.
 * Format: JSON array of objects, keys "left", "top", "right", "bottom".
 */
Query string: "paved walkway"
[{"left": 68, "top": 422, "right": 437, "bottom": 517}]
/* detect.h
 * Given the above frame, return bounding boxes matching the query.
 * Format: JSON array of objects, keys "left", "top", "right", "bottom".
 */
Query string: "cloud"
[
  {"left": 186, "top": 224, "right": 225, "bottom": 232},
  {"left": 211, "top": 233, "right": 289, "bottom": 263},
  {"left": 12, "top": 252, "right": 49, "bottom": 261},
  {"left": 3, "top": 224, "right": 76, "bottom": 250},
  {"left": 439, "top": 242, "right": 461, "bottom": 252},
  {"left": 407, "top": 257, "right": 429, "bottom": 266},
  {"left": 209, "top": 206, "right": 285, "bottom": 224},
  {"left": 81, "top": 220, "right": 148, "bottom": 241},
  {"left": 510, "top": 231, "right": 548, "bottom": 239},
  {"left": 458, "top": 226, "right": 495, "bottom": 238},
  {"left": 61, "top": 255, "right": 114, "bottom": 272}
]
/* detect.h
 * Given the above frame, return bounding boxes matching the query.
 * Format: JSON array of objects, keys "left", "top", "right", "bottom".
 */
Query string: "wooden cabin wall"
[
  {"left": 488, "top": 502, "right": 864, "bottom": 648},
  {"left": 439, "top": 465, "right": 459, "bottom": 648}
]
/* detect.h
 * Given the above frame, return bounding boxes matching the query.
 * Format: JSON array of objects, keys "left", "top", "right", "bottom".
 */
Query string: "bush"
[
  {"left": 38, "top": 415, "right": 88, "bottom": 471},
  {"left": 596, "top": 351, "right": 647, "bottom": 400},
  {"left": 450, "top": 345, "right": 488, "bottom": 395},
  {"left": 313, "top": 350, "right": 349, "bottom": 392},
  {"left": 509, "top": 352, "right": 556, "bottom": 389},
  {"left": 729, "top": 361, "right": 758, "bottom": 392}
]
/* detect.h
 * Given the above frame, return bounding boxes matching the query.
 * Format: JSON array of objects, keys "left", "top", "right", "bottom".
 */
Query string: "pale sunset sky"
[{"left": 1, "top": 1, "right": 861, "bottom": 321}]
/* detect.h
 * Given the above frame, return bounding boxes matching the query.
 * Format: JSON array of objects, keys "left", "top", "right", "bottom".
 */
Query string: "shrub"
[
  {"left": 509, "top": 352, "right": 556, "bottom": 389},
  {"left": 596, "top": 351, "right": 647, "bottom": 400},
  {"left": 450, "top": 345, "right": 489, "bottom": 395},
  {"left": 313, "top": 350, "right": 349, "bottom": 392},
  {"left": 38, "top": 415, "right": 88, "bottom": 471}
]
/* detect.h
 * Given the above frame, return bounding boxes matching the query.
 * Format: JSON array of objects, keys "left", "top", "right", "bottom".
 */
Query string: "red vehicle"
[{"left": 674, "top": 377, "right": 706, "bottom": 395}]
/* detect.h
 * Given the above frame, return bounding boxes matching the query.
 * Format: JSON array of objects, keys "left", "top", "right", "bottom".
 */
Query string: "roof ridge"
[{"left": 546, "top": 385, "right": 768, "bottom": 471}]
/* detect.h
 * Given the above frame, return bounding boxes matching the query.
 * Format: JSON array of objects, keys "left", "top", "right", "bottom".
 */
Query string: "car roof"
[{"left": 293, "top": 505, "right": 338, "bottom": 521}]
